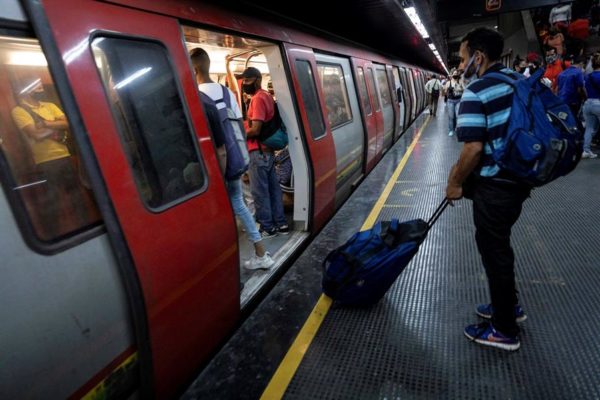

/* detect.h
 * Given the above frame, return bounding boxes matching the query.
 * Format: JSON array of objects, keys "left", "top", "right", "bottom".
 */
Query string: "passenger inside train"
[
  {"left": 183, "top": 26, "right": 309, "bottom": 302},
  {"left": 0, "top": 36, "right": 101, "bottom": 242}
]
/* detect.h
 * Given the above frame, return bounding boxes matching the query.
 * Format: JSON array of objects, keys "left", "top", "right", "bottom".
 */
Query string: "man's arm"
[
  {"left": 21, "top": 123, "right": 57, "bottom": 141},
  {"left": 446, "top": 87, "right": 486, "bottom": 200},
  {"left": 446, "top": 141, "right": 483, "bottom": 200},
  {"left": 215, "top": 145, "right": 226, "bottom": 175},
  {"left": 246, "top": 119, "right": 263, "bottom": 138},
  {"left": 42, "top": 115, "right": 68, "bottom": 130}
]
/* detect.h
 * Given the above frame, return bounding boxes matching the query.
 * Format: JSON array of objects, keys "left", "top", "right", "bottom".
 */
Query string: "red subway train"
[{"left": 0, "top": 0, "right": 434, "bottom": 398}]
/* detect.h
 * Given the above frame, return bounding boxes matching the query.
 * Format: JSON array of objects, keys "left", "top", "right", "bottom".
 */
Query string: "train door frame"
[
  {"left": 19, "top": 1, "right": 154, "bottom": 397},
  {"left": 372, "top": 64, "right": 393, "bottom": 152},
  {"left": 419, "top": 71, "right": 426, "bottom": 112},
  {"left": 408, "top": 68, "right": 418, "bottom": 121},
  {"left": 30, "top": 1, "right": 243, "bottom": 397},
  {"left": 386, "top": 64, "right": 402, "bottom": 141},
  {"left": 392, "top": 65, "right": 406, "bottom": 134},
  {"left": 365, "top": 64, "right": 384, "bottom": 162},
  {"left": 399, "top": 67, "right": 412, "bottom": 129},
  {"left": 314, "top": 53, "right": 364, "bottom": 207},
  {"left": 350, "top": 57, "right": 378, "bottom": 173},
  {"left": 282, "top": 43, "right": 336, "bottom": 231}
]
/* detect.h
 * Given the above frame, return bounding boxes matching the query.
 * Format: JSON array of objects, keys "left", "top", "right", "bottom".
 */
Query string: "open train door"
[
  {"left": 27, "top": 0, "right": 240, "bottom": 397},
  {"left": 283, "top": 43, "right": 336, "bottom": 231}
]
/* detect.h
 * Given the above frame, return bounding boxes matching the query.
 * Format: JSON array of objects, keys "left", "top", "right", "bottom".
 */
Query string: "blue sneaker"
[
  {"left": 464, "top": 322, "right": 520, "bottom": 351},
  {"left": 476, "top": 304, "right": 527, "bottom": 323}
]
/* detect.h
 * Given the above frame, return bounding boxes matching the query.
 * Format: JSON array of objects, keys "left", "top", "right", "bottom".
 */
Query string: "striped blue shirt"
[{"left": 456, "top": 63, "right": 516, "bottom": 178}]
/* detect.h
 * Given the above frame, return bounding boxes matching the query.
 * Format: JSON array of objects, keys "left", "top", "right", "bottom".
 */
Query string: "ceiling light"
[{"left": 403, "top": 6, "right": 430, "bottom": 39}]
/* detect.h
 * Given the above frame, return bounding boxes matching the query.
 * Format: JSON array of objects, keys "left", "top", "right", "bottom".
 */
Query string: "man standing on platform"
[
  {"left": 445, "top": 27, "right": 531, "bottom": 352},
  {"left": 425, "top": 74, "right": 442, "bottom": 116}
]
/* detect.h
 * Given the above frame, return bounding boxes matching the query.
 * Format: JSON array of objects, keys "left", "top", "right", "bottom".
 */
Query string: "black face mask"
[
  {"left": 32, "top": 91, "right": 45, "bottom": 101},
  {"left": 242, "top": 83, "right": 257, "bottom": 95}
]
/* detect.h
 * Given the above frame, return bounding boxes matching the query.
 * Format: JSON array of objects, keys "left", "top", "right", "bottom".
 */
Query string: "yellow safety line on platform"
[{"left": 260, "top": 116, "right": 431, "bottom": 400}]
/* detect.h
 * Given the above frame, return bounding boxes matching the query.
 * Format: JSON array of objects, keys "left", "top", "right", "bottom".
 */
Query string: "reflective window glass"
[
  {"left": 367, "top": 67, "right": 380, "bottom": 111},
  {"left": 92, "top": 37, "right": 206, "bottom": 209},
  {"left": 0, "top": 35, "right": 101, "bottom": 243},
  {"left": 356, "top": 67, "right": 372, "bottom": 115},
  {"left": 294, "top": 60, "right": 326, "bottom": 139},
  {"left": 317, "top": 63, "right": 352, "bottom": 129},
  {"left": 376, "top": 68, "right": 391, "bottom": 107}
]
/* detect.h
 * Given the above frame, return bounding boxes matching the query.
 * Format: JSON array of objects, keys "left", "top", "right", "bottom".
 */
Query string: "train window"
[
  {"left": 366, "top": 67, "right": 380, "bottom": 112},
  {"left": 294, "top": 60, "right": 326, "bottom": 139},
  {"left": 0, "top": 35, "right": 102, "bottom": 244},
  {"left": 376, "top": 69, "right": 391, "bottom": 107},
  {"left": 356, "top": 67, "right": 372, "bottom": 115},
  {"left": 392, "top": 67, "right": 402, "bottom": 103},
  {"left": 317, "top": 63, "right": 352, "bottom": 129},
  {"left": 91, "top": 37, "right": 206, "bottom": 210}
]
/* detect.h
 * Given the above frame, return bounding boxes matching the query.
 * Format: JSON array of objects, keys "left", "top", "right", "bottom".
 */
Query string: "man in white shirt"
[
  {"left": 442, "top": 70, "right": 465, "bottom": 136},
  {"left": 425, "top": 75, "right": 442, "bottom": 116}
]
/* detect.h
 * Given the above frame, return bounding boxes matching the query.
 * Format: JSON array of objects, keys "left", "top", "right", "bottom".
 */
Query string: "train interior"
[
  {"left": 0, "top": 36, "right": 101, "bottom": 243},
  {"left": 183, "top": 26, "right": 311, "bottom": 304}
]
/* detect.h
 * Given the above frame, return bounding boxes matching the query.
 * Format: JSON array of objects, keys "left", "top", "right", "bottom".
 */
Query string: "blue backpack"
[
  {"left": 483, "top": 68, "right": 583, "bottom": 186},
  {"left": 199, "top": 86, "right": 249, "bottom": 180}
]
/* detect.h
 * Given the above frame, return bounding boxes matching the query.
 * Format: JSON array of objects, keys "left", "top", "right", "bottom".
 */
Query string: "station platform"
[{"left": 182, "top": 105, "right": 600, "bottom": 400}]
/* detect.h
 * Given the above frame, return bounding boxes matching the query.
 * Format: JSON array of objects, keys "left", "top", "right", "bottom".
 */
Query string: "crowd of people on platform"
[{"left": 426, "top": 48, "right": 600, "bottom": 159}]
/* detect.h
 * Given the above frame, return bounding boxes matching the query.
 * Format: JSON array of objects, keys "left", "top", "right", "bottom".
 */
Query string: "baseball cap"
[{"left": 241, "top": 66, "right": 262, "bottom": 79}]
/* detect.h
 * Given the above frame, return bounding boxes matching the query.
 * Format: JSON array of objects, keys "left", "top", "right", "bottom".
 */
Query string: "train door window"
[
  {"left": 295, "top": 60, "right": 326, "bottom": 139},
  {"left": 91, "top": 37, "right": 206, "bottom": 210},
  {"left": 0, "top": 35, "right": 102, "bottom": 246},
  {"left": 356, "top": 67, "right": 371, "bottom": 115},
  {"left": 392, "top": 67, "right": 401, "bottom": 103},
  {"left": 366, "top": 67, "right": 380, "bottom": 112},
  {"left": 316, "top": 63, "right": 352, "bottom": 129},
  {"left": 375, "top": 69, "right": 391, "bottom": 107}
]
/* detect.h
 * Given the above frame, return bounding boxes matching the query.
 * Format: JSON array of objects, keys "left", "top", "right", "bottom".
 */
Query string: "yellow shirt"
[{"left": 11, "top": 101, "right": 70, "bottom": 164}]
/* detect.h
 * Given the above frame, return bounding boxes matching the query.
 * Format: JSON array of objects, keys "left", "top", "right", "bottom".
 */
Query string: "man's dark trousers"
[{"left": 472, "top": 179, "right": 531, "bottom": 336}]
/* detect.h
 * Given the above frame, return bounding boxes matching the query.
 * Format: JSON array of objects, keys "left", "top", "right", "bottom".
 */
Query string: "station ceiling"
[{"left": 222, "top": 0, "right": 448, "bottom": 73}]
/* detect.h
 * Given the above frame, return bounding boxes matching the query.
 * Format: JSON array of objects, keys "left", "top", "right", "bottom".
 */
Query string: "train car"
[{"left": 0, "top": 0, "right": 435, "bottom": 398}]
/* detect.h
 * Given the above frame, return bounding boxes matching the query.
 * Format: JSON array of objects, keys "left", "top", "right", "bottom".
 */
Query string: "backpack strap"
[
  {"left": 484, "top": 71, "right": 519, "bottom": 86},
  {"left": 220, "top": 84, "right": 231, "bottom": 109}
]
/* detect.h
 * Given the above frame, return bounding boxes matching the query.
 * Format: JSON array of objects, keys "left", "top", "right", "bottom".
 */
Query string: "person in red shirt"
[
  {"left": 242, "top": 67, "right": 288, "bottom": 237},
  {"left": 543, "top": 46, "right": 564, "bottom": 94}
]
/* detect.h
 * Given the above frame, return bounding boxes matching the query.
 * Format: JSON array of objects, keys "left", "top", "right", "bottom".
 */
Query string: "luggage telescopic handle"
[{"left": 426, "top": 198, "right": 450, "bottom": 230}]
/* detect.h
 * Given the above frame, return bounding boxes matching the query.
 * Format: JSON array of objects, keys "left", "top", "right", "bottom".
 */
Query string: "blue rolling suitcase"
[{"left": 322, "top": 199, "right": 449, "bottom": 306}]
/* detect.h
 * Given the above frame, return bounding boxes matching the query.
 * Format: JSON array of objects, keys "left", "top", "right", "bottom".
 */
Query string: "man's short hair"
[
  {"left": 461, "top": 27, "right": 504, "bottom": 62},
  {"left": 189, "top": 47, "right": 210, "bottom": 75}
]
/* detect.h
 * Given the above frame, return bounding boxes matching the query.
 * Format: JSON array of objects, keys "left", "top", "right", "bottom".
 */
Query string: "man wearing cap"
[{"left": 241, "top": 66, "right": 288, "bottom": 238}]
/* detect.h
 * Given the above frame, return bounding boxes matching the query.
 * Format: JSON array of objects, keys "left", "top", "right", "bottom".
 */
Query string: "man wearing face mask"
[
  {"left": 543, "top": 46, "right": 564, "bottom": 94},
  {"left": 446, "top": 27, "right": 532, "bottom": 352},
  {"left": 241, "top": 66, "right": 288, "bottom": 238},
  {"left": 11, "top": 78, "right": 87, "bottom": 238}
]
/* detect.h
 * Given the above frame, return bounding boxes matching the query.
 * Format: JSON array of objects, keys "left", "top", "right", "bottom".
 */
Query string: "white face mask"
[{"left": 462, "top": 53, "right": 481, "bottom": 83}]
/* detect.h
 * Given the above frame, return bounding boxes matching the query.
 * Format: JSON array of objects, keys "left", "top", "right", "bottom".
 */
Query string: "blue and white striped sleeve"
[{"left": 456, "top": 88, "right": 486, "bottom": 143}]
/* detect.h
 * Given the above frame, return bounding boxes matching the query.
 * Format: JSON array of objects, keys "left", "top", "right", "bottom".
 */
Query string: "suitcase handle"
[{"left": 426, "top": 198, "right": 450, "bottom": 230}]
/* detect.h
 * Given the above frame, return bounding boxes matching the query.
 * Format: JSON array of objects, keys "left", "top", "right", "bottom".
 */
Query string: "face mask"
[
  {"left": 32, "top": 90, "right": 45, "bottom": 101},
  {"left": 462, "top": 53, "right": 481, "bottom": 82},
  {"left": 242, "top": 82, "right": 257, "bottom": 95},
  {"left": 546, "top": 54, "right": 558, "bottom": 64}
]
